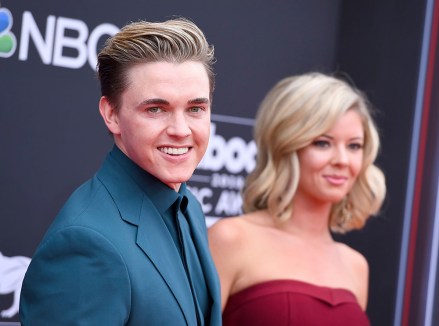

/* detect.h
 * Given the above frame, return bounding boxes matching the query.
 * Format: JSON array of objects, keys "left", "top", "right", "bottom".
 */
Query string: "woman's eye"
[
  {"left": 349, "top": 143, "right": 364, "bottom": 150},
  {"left": 312, "top": 140, "right": 330, "bottom": 148}
]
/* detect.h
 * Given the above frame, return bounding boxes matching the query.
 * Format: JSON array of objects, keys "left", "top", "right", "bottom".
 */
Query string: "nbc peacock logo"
[{"left": 0, "top": 7, "right": 16, "bottom": 58}]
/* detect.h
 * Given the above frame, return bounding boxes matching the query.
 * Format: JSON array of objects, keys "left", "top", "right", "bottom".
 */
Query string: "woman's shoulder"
[
  {"left": 208, "top": 211, "right": 267, "bottom": 247},
  {"left": 336, "top": 242, "right": 369, "bottom": 274},
  {"left": 209, "top": 214, "right": 249, "bottom": 246},
  {"left": 334, "top": 242, "right": 369, "bottom": 309}
]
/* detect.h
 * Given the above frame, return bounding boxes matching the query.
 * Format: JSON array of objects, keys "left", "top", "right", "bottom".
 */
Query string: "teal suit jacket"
[{"left": 20, "top": 147, "right": 222, "bottom": 325}]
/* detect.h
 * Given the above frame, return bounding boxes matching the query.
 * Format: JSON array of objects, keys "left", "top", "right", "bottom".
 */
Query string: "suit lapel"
[
  {"left": 185, "top": 199, "right": 222, "bottom": 325},
  {"left": 97, "top": 152, "right": 197, "bottom": 325},
  {"left": 135, "top": 196, "right": 197, "bottom": 325}
]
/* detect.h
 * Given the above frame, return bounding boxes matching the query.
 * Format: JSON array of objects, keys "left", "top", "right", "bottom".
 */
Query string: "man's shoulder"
[
  {"left": 62, "top": 175, "right": 106, "bottom": 210},
  {"left": 48, "top": 176, "right": 114, "bottom": 229}
]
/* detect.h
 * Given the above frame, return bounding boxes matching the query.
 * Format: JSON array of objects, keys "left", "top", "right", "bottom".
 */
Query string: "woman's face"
[{"left": 296, "top": 109, "right": 364, "bottom": 205}]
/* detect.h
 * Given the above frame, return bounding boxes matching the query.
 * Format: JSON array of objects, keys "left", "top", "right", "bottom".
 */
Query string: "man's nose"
[{"left": 167, "top": 112, "right": 191, "bottom": 137}]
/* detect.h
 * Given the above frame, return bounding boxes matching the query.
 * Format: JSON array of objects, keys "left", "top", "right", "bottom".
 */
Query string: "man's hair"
[
  {"left": 242, "top": 72, "right": 386, "bottom": 233},
  {"left": 97, "top": 18, "right": 215, "bottom": 111}
]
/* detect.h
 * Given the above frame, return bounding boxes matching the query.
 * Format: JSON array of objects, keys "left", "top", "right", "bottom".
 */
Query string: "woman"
[{"left": 208, "top": 72, "right": 386, "bottom": 325}]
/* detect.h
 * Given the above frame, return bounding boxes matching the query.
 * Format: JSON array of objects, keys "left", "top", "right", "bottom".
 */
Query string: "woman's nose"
[{"left": 332, "top": 146, "right": 349, "bottom": 165}]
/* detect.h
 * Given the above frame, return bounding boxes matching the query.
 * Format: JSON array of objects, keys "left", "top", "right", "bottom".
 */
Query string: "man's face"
[{"left": 106, "top": 61, "right": 211, "bottom": 191}]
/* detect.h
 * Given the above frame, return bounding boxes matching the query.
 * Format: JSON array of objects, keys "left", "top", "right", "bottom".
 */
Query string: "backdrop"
[{"left": 0, "top": 1, "right": 434, "bottom": 325}]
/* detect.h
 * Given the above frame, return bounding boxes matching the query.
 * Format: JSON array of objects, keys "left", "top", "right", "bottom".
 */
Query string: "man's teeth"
[{"left": 160, "top": 147, "right": 189, "bottom": 155}]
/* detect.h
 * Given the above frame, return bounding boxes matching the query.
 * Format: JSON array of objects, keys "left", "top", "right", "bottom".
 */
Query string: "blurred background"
[{"left": 0, "top": 1, "right": 438, "bottom": 325}]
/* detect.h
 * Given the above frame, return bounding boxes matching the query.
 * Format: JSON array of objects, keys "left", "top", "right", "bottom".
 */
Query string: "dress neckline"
[{"left": 227, "top": 279, "right": 359, "bottom": 308}]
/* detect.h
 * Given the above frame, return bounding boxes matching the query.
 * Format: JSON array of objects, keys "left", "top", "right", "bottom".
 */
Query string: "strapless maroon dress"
[{"left": 223, "top": 279, "right": 370, "bottom": 326}]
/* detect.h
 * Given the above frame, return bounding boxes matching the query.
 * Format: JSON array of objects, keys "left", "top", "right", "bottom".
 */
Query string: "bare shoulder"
[
  {"left": 208, "top": 214, "right": 255, "bottom": 309},
  {"left": 208, "top": 215, "right": 248, "bottom": 249},
  {"left": 208, "top": 211, "right": 275, "bottom": 308},
  {"left": 336, "top": 242, "right": 369, "bottom": 309},
  {"left": 336, "top": 242, "right": 369, "bottom": 273}
]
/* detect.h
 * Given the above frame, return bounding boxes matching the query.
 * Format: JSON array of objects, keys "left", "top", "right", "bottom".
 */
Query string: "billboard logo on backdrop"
[
  {"left": 0, "top": 6, "right": 119, "bottom": 69},
  {"left": 0, "top": 8, "right": 16, "bottom": 58},
  {"left": 0, "top": 252, "right": 31, "bottom": 319},
  {"left": 189, "top": 116, "right": 257, "bottom": 225}
]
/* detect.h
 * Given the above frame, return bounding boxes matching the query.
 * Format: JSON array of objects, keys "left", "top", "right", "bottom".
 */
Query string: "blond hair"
[
  {"left": 97, "top": 18, "right": 215, "bottom": 110},
  {"left": 243, "top": 72, "right": 386, "bottom": 233}
]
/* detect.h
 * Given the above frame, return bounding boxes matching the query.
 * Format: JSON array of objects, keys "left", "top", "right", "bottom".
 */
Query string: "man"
[{"left": 19, "top": 18, "right": 221, "bottom": 325}]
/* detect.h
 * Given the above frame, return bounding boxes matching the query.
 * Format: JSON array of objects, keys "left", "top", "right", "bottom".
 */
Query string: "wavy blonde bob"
[{"left": 242, "top": 72, "right": 386, "bottom": 233}]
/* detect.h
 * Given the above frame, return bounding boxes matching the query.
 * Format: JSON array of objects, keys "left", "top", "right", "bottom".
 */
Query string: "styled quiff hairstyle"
[
  {"left": 97, "top": 18, "right": 215, "bottom": 110},
  {"left": 243, "top": 72, "right": 386, "bottom": 233}
]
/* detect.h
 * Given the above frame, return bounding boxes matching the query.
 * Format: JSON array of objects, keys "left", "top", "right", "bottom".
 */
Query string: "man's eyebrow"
[
  {"left": 188, "top": 97, "right": 210, "bottom": 105},
  {"left": 140, "top": 98, "right": 170, "bottom": 106},
  {"left": 139, "top": 98, "right": 209, "bottom": 106}
]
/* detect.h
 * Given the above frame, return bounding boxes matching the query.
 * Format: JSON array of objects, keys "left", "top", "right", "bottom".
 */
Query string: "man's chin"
[{"left": 161, "top": 174, "right": 193, "bottom": 189}]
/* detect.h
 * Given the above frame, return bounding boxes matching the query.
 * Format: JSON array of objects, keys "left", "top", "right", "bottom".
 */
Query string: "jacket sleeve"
[{"left": 19, "top": 226, "right": 131, "bottom": 326}]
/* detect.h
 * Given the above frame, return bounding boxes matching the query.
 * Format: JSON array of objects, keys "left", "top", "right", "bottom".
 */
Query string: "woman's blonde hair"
[{"left": 243, "top": 72, "right": 386, "bottom": 233}]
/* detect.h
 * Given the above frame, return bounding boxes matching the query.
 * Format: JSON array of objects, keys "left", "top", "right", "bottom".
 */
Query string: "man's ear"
[{"left": 99, "top": 96, "right": 120, "bottom": 135}]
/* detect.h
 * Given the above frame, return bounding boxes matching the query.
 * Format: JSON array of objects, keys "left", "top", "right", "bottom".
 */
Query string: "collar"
[{"left": 110, "top": 145, "right": 188, "bottom": 215}]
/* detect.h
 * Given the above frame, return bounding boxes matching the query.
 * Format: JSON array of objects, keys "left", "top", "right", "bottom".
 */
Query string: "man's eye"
[
  {"left": 189, "top": 107, "right": 202, "bottom": 113},
  {"left": 148, "top": 107, "right": 162, "bottom": 113}
]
